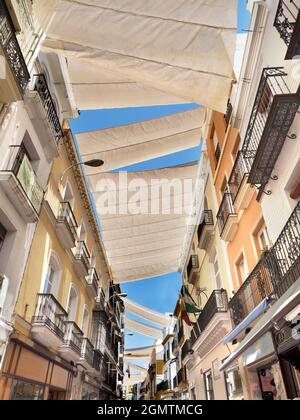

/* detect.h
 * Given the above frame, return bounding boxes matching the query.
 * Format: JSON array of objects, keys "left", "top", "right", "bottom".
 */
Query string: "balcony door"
[
  {"left": 43, "top": 252, "right": 61, "bottom": 298},
  {"left": 67, "top": 285, "right": 78, "bottom": 321}
]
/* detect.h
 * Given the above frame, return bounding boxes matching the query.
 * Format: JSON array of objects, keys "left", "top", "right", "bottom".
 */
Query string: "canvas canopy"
[
  {"left": 125, "top": 317, "right": 163, "bottom": 339},
  {"left": 34, "top": 0, "right": 237, "bottom": 112},
  {"left": 77, "top": 108, "right": 205, "bottom": 173}
]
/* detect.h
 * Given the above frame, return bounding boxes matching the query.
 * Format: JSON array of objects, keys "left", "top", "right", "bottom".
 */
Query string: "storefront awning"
[
  {"left": 220, "top": 277, "right": 300, "bottom": 371},
  {"left": 35, "top": 0, "right": 237, "bottom": 112},
  {"left": 224, "top": 297, "right": 270, "bottom": 345}
]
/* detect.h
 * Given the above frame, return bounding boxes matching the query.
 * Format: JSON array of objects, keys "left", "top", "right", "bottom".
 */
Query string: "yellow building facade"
[{"left": 0, "top": 127, "right": 121, "bottom": 400}]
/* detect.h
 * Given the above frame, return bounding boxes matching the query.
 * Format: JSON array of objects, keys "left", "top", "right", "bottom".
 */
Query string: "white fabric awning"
[
  {"left": 125, "top": 316, "right": 163, "bottom": 339},
  {"left": 86, "top": 164, "right": 198, "bottom": 283},
  {"left": 124, "top": 346, "right": 155, "bottom": 360},
  {"left": 36, "top": 0, "right": 237, "bottom": 112},
  {"left": 77, "top": 108, "right": 205, "bottom": 173},
  {"left": 123, "top": 298, "right": 170, "bottom": 328}
]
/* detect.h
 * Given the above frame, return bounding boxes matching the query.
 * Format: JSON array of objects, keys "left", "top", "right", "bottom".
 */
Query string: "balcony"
[
  {"left": 187, "top": 254, "right": 200, "bottom": 285},
  {"left": 229, "top": 254, "right": 275, "bottom": 327},
  {"left": 55, "top": 202, "right": 78, "bottom": 249},
  {"left": 274, "top": 0, "right": 300, "bottom": 60},
  {"left": 198, "top": 210, "right": 214, "bottom": 250},
  {"left": 228, "top": 152, "right": 255, "bottom": 212},
  {"left": 242, "top": 68, "right": 300, "bottom": 193},
  {"left": 86, "top": 268, "right": 100, "bottom": 299},
  {"left": 80, "top": 338, "right": 95, "bottom": 369},
  {"left": 59, "top": 321, "right": 84, "bottom": 362},
  {"left": 224, "top": 100, "right": 233, "bottom": 128},
  {"left": 25, "top": 74, "right": 63, "bottom": 160},
  {"left": 217, "top": 192, "right": 238, "bottom": 241},
  {"left": 190, "top": 290, "right": 230, "bottom": 357},
  {"left": 0, "top": 146, "right": 43, "bottom": 222},
  {"left": 0, "top": 0, "right": 30, "bottom": 102},
  {"left": 270, "top": 200, "right": 300, "bottom": 298},
  {"left": 74, "top": 241, "right": 90, "bottom": 278},
  {"left": 31, "top": 294, "right": 67, "bottom": 350}
]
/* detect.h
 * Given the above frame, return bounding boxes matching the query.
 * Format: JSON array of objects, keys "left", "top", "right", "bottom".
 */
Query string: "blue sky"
[{"left": 69, "top": 1, "right": 250, "bottom": 352}]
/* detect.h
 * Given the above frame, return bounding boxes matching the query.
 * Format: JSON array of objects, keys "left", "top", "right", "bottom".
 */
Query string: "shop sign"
[{"left": 242, "top": 332, "right": 275, "bottom": 366}]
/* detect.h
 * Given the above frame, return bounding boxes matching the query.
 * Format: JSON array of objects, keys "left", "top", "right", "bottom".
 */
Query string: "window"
[
  {"left": 204, "top": 370, "right": 215, "bottom": 400},
  {"left": 82, "top": 305, "right": 90, "bottom": 336},
  {"left": 67, "top": 285, "right": 78, "bottom": 321},
  {"left": 43, "top": 252, "right": 61, "bottom": 297},
  {"left": 0, "top": 222, "right": 7, "bottom": 252},
  {"left": 257, "top": 225, "right": 270, "bottom": 253},
  {"left": 225, "top": 366, "right": 244, "bottom": 400},
  {"left": 10, "top": 380, "right": 44, "bottom": 400},
  {"left": 63, "top": 181, "right": 75, "bottom": 209},
  {"left": 235, "top": 253, "right": 248, "bottom": 286},
  {"left": 212, "top": 249, "right": 222, "bottom": 289}
]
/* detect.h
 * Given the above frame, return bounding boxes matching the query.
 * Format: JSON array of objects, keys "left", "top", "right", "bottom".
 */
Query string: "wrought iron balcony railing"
[
  {"left": 81, "top": 338, "right": 94, "bottom": 367},
  {"left": 32, "top": 74, "right": 63, "bottom": 142},
  {"left": 228, "top": 152, "right": 252, "bottom": 204},
  {"left": 92, "top": 348, "right": 102, "bottom": 371},
  {"left": 75, "top": 241, "right": 91, "bottom": 272},
  {"left": 271, "top": 200, "right": 300, "bottom": 297},
  {"left": 1, "top": 145, "right": 44, "bottom": 214},
  {"left": 242, "top": 67, "right": 300, "bottom": 192},
  {"left": 187, "top": 255, "right": 199, "bottom": 279},
  {"left": 32, "top": 294, "right": 67, "bottom": 340},
  {"left": 217, "top": 192, "right": 237, "bottom": 236},
  {"left": 64, "top": 321, "right": 84, "bottom": 354},
  {"left": 229, "top": 254, "right": 275, "bottom": 327},
  {"left": 57, "top": 202, "right": 78, "bottom": 239},
  {"left": 191, "top": 290, "right": 228, "bottom": 347},
  {"left": 274, "top": 0, "right": 300, "bottom": 59},
  {"left": 0, "top": 0, "right": 30, "bottom": 93}
]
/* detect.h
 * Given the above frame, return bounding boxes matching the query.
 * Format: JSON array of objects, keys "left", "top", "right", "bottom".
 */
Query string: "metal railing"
[
  {"left": 242, "top": 67, "right": 299, "bottom": 188},
  {"left": 32, "top": 74, "right": 63, "bottom": 142},
  {"left": 229, "top": 254, "right": 275, "bottom": 327},
  {"left": 198, "top": 210, "right": 214, "bottom": 241},
  {"left": 191, "top": 290, "right": 228, "bottom": 346},
  {"left": 32, "top": 294, "right": 67, "bottom": 340},
  {"left": 271, "top": 200, "right": 300, "bottom": 297},
  {"left": 274, "top": 0, "right": 300, "bottom": 58},
  {"left": 1, "top": 145, "right": 44, "bottom": 214},
  {"left": 57, "top": 202, "right": 78, "bottom": 239},
  {"left": 187, "top": 255, "right": 199, "bottom": 279},
  {"left": 64, "top": 321, "right": 84, "bottom": 354},
  {"left": 75, "top": 241, "right": 91, "bottom": 272},
  {"left": 93, "top": 349, "right": 102, "bottom": 371},
  {"left": 215, "top": 144, "right": 221, "bottom": 167},
  {"left": 81, "top": 338, "right": 94, "bottom": 367},
  {"left": 87, "top": 268, "right": 100, "bottom": 294},
  {"left": 0, "top": 0, "right": 30, "bottom": 93},
  {"left": 228, "top": 152, "right": 252, "bottom": 203},
  {"left": 217, "top": 192, "right": 237, "bottom": 236}
]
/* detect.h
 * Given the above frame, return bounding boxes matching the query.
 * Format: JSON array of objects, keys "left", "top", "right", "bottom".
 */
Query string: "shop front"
[{"left": 0, "top": 339, "right": 73, "bottom": 400}]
